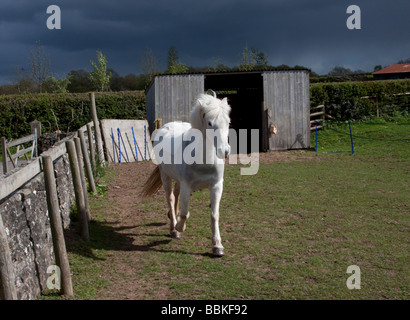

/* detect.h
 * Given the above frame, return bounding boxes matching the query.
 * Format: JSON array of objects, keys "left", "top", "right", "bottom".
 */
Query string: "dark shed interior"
[{"left": 205, "top": 72, "right": 264, "bottom": 153}]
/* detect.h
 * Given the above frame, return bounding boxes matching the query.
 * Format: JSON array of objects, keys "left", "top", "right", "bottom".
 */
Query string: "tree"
[
  {"left": 328, "top": 66, "right": 353, "bottom": 75},
  {"left": 141, "top": 48, "right": 159, "bottom": 86},
  {"left": 252, "top": 48, "right": 268, "bottom": 68},
  {"left": 238, "top": 45, "right": 268, "bottom": 71},
  {"left": 239, "top": 44, "right": 256, "bottom": 71},
  {"left": 373, "top": 65, "right": 383, "bottom": 72},
  {"left": 29, "top": 41, "right": 51, "bottom": 93},
  {"left": 211, "top": 58, "right": 230, "bottom": 72},
  {"left": 89, "top": 50, "right": 111, "bottom": 91},
  {"left": 67, "top": 69, "right": 93, "bottom": 93},
  {"left": 46, "top": 75, "right": 71, "bottom": 93},
  {"left": 397, "top": 58, "right": 410, "bottom": 64},
  {"left": 14, "top": 67, "right": 36, "bottom": 93},
  {"left": 166, "top": 46, "right": 188, "bottom": 74}
]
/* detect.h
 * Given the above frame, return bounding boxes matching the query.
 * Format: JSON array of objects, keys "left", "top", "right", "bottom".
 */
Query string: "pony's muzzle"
[{"left": 217, "top": 145, "right": 231, "bottom": 159}]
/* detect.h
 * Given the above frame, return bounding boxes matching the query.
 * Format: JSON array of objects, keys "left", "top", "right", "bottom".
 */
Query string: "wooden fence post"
[
  {"left": 74, "top": 137, "right": 91, "bottom": 221},
  {"left": 78, "top": 129, "right": 96, "bottom": 194},
  {"left": 0, "top": 213, "right": 17, "bottom": 300},
  {"left": 66, "top": 140, "right": 89, "bottom": 241},
  {"left": 1, "top": 137, "right": 7, "bottom": 174},
  {"left": 42, "top": 156, "right": 74, "bottom": 297},
  {"left": 86, "top": 123, "right": 96, "bottom": 174},
  {"left": 30, "top": 120, "right": 41, "bottom": 137},
  {"left": 90, "top": 92, "right": 105, "bottom": 164}
]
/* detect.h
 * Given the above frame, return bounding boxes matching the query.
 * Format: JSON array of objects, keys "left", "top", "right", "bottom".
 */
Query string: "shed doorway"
[{"left": 204, "top": 73, "right": 264, "bottom": 153}]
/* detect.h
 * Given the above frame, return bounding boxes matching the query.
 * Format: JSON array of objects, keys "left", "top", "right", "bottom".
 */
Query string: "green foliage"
[
  {"left": 0, "top": 91, "right": 146, "bottom": 140},
  {"left": 166, "top": 46, "right": 189, "bottom": 74},
  {"left": 89, "top": 51, "right": 111, "bottom": 92},
  {"left": 46, "top": 75, "right": 71, "bottom": 93},
  {"left": 310, "top": 80, "right": 410, "bottom": 120},
  {"left": 238, "top": 45, "right": 268, "bottom": 71}
]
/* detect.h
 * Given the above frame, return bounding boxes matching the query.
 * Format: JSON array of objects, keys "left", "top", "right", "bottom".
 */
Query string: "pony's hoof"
[
  {"left": 212, "top": 247, "right": 224, "bottom": 257},
  {"left": 170, "top": 230, "right": 181, "bottom": 239},
  {"left": 175, "top": 221, "right": 186, "bottom": 233}
]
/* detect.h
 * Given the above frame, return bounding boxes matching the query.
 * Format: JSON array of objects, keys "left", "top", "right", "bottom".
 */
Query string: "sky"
[{"left": 0, "top": 0, "right": 409, "bottom": 85}]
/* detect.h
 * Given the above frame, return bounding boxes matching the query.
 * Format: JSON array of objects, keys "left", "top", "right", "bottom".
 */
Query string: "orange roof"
[{"left": 373, "top": 64, "right": 410, "bottom": 74}]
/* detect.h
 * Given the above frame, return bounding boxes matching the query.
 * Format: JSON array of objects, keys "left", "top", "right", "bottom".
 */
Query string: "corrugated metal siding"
[
  {"left": 156, "top": 74, "right": 204, "bottom": 125},
  {"left": 145, "top": 77, "right": 157, "bottom": 132},
  {"left": 263, "top": 71, "right": 310, "bottom": 151}
]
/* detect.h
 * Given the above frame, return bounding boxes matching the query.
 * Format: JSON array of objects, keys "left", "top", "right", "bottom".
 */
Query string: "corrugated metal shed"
[{"left": 146, "top": 70, "right": 310, "bottom": 152}]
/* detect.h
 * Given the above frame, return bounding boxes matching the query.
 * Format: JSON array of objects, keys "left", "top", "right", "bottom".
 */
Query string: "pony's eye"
[{"left": 208, "top": 121, "right": 212, "bottom": 126}]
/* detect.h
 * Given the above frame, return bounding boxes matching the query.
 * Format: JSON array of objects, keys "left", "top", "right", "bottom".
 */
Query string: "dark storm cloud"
[{"left": 0, "top": 0, "right": 409, "bottom": 84}]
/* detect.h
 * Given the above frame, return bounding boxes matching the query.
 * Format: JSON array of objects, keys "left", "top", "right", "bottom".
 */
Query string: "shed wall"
[
  {"left": 263, "top": 71, "right": 310, "bottom": 151},
  {"left": 147, "top": 75, "right": 204, "bottom": 131}
]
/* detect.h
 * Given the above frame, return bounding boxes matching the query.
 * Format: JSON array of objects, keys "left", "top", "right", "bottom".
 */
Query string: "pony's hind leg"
[
  {"left": 161, "top": 172, "right": 181, "bottom": 239},
  {"left": 175, "top": 182, "right": 191, "bottom": 233}
]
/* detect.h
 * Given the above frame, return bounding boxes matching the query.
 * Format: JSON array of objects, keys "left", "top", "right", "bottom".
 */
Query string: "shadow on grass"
[{"left": 65, "top": 218, "right": 216, "bottom": 260}]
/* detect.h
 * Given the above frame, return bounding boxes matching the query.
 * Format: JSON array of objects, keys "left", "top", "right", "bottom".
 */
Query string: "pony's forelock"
[{"left": 190, "top": 93, "right": 231, "bottom": 129}]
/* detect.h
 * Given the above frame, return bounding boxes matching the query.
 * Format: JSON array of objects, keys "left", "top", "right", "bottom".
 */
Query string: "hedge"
[
  {"left": 0, "top": 91, "right": 146, "bottom": 140},
  {"left": 310, "top": 79, "right": 410, "bottom": 120}
]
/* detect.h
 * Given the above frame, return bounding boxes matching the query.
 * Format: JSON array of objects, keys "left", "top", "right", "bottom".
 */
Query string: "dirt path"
[
  {"left": 90, "top": 152, "right": 317, "bottom": 299},
  {"left": 91, "top": 160, "right": 171, "bottom": 299}
]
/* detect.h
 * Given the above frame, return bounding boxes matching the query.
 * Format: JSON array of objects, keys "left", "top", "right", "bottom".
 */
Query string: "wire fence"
[{"left": 312, "top": 120, "right": 410, "bottom": 154}]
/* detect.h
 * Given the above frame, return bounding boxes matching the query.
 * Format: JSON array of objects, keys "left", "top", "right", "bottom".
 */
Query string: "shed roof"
[
  {"left": 156, "top": 66, "right": 310, "bottom": 77},
  {"left": 146, "top": 67, "right": 310, "bottom": 92},
  {"left": 373, "top": 64, "right": 410, "bottom": 75}
]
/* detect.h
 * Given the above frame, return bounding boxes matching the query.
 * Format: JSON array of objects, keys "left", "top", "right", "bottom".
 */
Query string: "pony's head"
[{"left": 190, "top": 91, "right": 231, "bottom": 159}]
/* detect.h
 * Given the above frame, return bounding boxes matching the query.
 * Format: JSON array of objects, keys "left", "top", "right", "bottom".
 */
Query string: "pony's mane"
[{"left": 190, "top": 93, "right": 231, "bottom": 130}]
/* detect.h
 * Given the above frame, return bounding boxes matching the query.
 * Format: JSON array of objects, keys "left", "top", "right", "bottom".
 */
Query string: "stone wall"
[{"left": 0, "top": 153, "right": 74, "bottom": 300}]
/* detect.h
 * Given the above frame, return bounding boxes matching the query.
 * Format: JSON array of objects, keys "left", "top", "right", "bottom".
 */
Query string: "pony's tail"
[{"left": 141, "top": 166, "right": 162, "bottom": 198}]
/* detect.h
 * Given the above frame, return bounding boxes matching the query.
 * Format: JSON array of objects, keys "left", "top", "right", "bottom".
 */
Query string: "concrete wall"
[{"left": 0, "top": 153, "right": 74, "bottom": 300}]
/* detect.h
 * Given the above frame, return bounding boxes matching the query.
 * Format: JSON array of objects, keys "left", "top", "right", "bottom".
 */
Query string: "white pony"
[{"left": 142, "top": 92, "right": 231, "bottom": 256}]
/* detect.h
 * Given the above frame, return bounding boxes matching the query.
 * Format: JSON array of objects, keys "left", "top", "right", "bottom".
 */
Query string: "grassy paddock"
[{"left": 61, "top": 120, "right": 409, "bottom": 300}]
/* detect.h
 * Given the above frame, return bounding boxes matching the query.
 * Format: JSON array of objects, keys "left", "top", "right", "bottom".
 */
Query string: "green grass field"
[{"left": 57, "top": 118, "right": 409, "bottom": 300}]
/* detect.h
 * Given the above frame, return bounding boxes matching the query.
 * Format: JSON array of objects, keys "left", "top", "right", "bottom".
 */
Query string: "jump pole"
[
  {"left": 111, "top": 128, "right": 115, "bottom": 163},
  {"left": 125, "top": 132, "right": 137, "bottom": 162},
  {"left": 131, "top": 127, "right": 139, "bottom": 162},
  {"left": 117, "top": 128, "right": 121, "bottom": 163},
  {"left": 144, "top": 125, "right": 147, "bottom": 160},
  {"left": 118, "top": 130, "right": 130, "bottom": 162}
]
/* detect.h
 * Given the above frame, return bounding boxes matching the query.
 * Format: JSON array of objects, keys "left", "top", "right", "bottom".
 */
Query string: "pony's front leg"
[
  {"left": 161, "top": 174, "right": 180, "bottom": 239},
  {"left": 210, "top": 181, "right": 224, "bottom": 256},
  {"left": 175, "top": 183, "right": 191, "bottom": 233}
]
